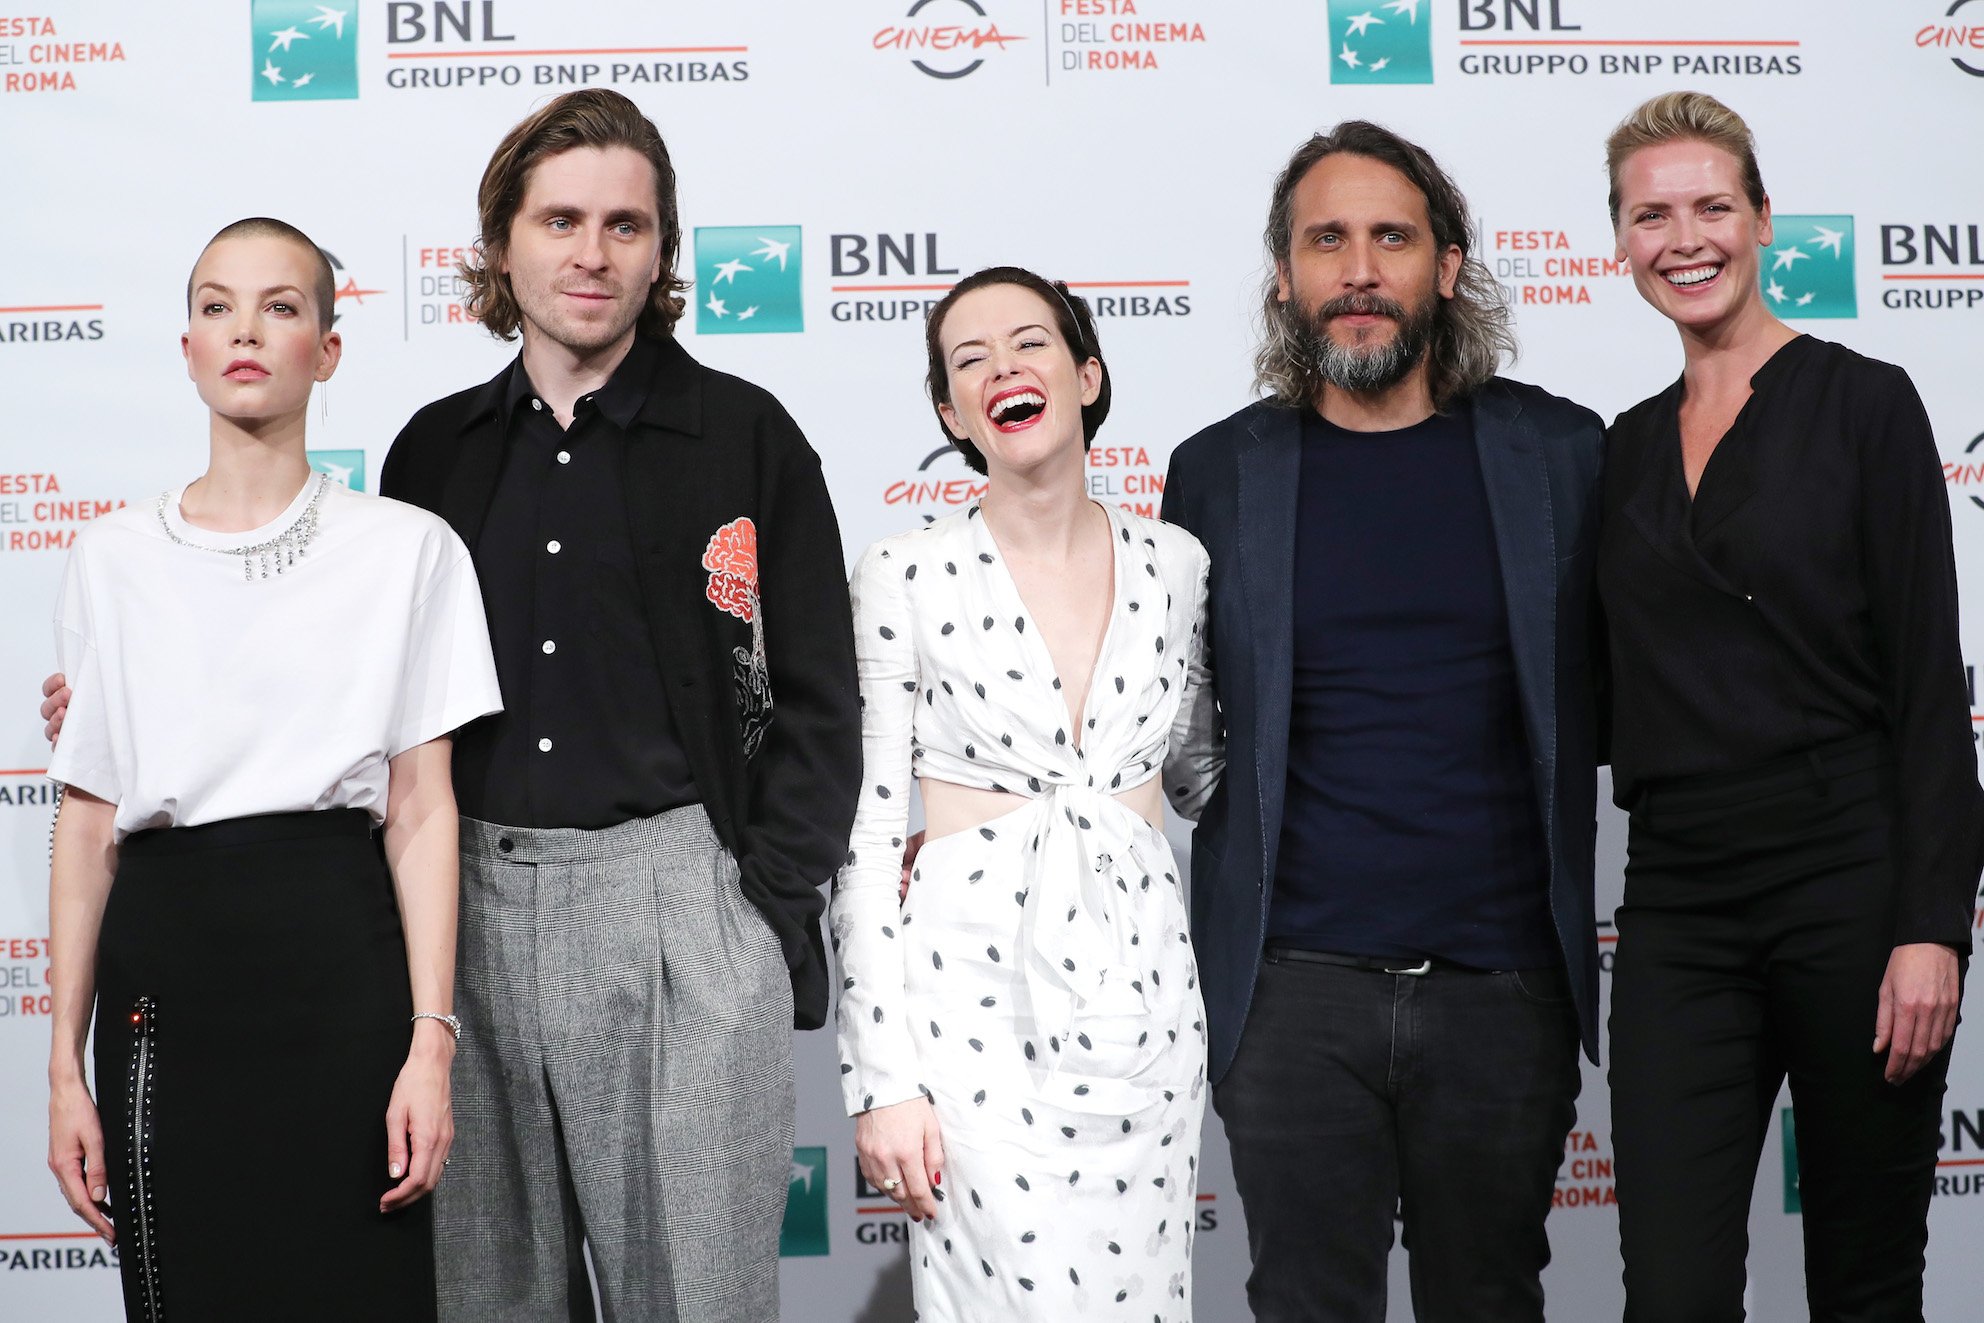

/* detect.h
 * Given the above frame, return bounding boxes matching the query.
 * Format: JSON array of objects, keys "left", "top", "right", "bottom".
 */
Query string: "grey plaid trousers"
[{"left": 436, "top": 807, "right": 794, "bottom": 1323}]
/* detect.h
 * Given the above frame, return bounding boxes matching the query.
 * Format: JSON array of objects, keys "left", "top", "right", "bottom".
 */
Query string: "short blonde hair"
[{"left": 1605, "top": 91, "right": 1765, "bottom": 225}]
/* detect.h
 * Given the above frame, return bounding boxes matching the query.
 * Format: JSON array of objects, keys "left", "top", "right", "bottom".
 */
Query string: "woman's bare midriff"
[{"left": 919, "top": 774, "right": 1164, "bottom": 844}]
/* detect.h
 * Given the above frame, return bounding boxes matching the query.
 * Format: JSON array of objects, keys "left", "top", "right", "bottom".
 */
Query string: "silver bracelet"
[{"left": 411, "top": 1011, "right": 461, "bottom": 1041}]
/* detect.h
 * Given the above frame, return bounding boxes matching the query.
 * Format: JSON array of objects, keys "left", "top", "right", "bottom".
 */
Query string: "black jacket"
[
  {"left": 381, "top": 334, "right": 862, "bottom": 1029},
  {"left": 1164, "top": 381, "right": 1607, "bottom": 1077}
]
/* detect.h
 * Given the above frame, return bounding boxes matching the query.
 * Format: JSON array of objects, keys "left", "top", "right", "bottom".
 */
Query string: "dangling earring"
[{"left": 318, "top": 379, "right": 330, "bottom": 424}]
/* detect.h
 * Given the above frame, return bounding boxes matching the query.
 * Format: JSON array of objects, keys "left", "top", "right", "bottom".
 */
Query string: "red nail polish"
[{"left": 933, "top": 1171, "right": 941, "bottom": 1187}]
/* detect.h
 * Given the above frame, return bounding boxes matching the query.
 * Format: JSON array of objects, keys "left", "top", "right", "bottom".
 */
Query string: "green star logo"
[
  {"left": 779, "top": 1146, "right": 829, "bottom": 1256},
  {"left": 308, "top": 449, "right": 365, "bottom": 493},
  {"left": 1328, "top": 0, "right": 1432, "bottom": 85},
  {"left": 251, "top": 1, "right": 358, "bottom": 101},
  {"left": 1761, "top": 215, "right": 1855, "bottom": 319},
  {"left": 694, "top": 227, "right": 803, "bottom": 335}
]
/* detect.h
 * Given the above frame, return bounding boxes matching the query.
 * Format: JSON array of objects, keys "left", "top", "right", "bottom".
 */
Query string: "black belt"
[{"left": 1264, "top": 945, "right": 1463, "bottom": 977}]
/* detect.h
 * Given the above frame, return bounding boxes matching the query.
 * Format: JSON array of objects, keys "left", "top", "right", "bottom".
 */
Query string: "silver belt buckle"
[{"left": 1384, "top": 959, "right": 1433, "bottom": 977}]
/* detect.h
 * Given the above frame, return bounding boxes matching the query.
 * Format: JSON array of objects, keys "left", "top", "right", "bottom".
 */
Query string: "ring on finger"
[{"left": 881, "top": 1176, "right": 903, "bottom": 1193}]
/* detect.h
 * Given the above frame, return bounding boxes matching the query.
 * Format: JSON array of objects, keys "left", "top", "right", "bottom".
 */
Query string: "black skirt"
[{"left": 92, "top": 809, "right": 435, "bottom": 1322}]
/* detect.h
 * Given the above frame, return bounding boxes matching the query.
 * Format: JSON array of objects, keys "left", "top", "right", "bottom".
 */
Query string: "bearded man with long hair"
[{"left": 1159, "top": 122, "right": 1606, "bottom": 1322}]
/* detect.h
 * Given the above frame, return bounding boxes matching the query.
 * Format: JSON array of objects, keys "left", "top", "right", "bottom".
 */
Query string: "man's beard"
[{"left": 1289, "top": 291, "right": 1437, "bottom": 395}]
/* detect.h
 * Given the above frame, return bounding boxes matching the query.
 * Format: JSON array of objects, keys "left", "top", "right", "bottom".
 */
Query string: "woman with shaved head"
[{"left": 43, "top": 218, "right": 500, "bottom": 1320}]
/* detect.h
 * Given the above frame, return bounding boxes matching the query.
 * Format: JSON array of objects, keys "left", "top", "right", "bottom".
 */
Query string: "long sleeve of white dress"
[
  {"left": 828, "top": 506, "right": 1210, "bottom": 1320},
  {"left": 831, "top": 540, "right": 927, "bottom": 1116},
  {"left": 1162, "top": 546, "right": 1222, "bottom": 823}
]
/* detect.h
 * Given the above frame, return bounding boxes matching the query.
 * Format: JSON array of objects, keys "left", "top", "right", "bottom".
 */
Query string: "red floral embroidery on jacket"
[
  {"left": 703, "top": 517, "right": 759, "bottom": 622},
  {"left": 703, "top": 516, "right": 774, "bottom": 757}
]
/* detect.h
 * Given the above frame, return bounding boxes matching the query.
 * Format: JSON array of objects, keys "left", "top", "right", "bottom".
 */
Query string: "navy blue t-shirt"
[{"left": 1268, "top": 407, "right": 1558, "bottom": 969}]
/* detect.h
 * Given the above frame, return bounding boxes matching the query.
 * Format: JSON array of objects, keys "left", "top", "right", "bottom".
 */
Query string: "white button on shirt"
[
  {"left": 538, "top": 738, "right": 553, "bottom": 753},
  {"left": 542, "top": 640, "right": 556, "bottom": 654},
  {"left": 557, "top": 451, "right": 571, "bottom": 465},
  {"left": 546, "top": 540, "right": 561, "bottom": 554}
]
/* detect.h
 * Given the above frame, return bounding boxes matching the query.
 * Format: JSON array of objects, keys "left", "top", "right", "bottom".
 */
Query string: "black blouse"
[{"left": 1599, "top": 334, "right": 1983, "bottom": 948}]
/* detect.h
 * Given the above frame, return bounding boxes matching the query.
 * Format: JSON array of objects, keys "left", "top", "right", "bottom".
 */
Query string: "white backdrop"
[{"left": 3, "top": 1, "right": 1982, "bottom": 1318}]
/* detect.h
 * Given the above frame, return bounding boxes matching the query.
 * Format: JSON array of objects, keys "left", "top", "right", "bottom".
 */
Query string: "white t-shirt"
[{"left": 48, "top": 476, "right": 503, "bottom": 841}]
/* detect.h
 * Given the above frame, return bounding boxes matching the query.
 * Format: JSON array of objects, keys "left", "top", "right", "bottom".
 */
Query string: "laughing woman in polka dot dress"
[{"left": 832, "top": 266, "right": 1220, "bottom": 1320}]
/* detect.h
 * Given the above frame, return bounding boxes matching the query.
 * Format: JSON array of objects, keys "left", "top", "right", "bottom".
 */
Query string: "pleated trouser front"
[{"left": 435, "top": 805, "right": 794, "bottom": 1323}]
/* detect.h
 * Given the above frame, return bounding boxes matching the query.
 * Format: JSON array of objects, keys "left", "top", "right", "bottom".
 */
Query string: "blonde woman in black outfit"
[{"left": 1598, "top": 92, "right": 1980, "bottom": 1322}]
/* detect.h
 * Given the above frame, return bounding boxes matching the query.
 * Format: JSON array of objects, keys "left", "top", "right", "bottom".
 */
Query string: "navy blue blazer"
[{"left": 1161, "top": 380, "right": 1606, "bottom": 1081}]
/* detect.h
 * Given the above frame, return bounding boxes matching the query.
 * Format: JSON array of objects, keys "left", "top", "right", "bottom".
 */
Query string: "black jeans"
[
  {"left": 1214, "top": 950, "right": 1582, "bottom": 1322},
  {"left": 1611, "top": 737, "right": 1959, "bottom": 1323}
]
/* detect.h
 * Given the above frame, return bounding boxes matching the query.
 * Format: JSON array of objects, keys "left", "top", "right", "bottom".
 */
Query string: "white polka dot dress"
[{"left": 832, "top": 501, "right": 1216, "bottom": 1321}]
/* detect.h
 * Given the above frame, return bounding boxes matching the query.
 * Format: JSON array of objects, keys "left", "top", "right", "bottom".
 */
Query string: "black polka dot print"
[{"left": 830, "top": 504, "right": 1218, "bottom": 1318}]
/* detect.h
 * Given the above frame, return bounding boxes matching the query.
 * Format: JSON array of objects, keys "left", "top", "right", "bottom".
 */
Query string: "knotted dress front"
[{"left": 833, "top": 501, "right": 1215, "bottom": 1320}]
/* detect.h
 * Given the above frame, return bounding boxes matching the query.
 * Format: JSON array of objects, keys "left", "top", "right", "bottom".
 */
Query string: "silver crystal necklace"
[{"left": 155, "top": 471, "right": 329, "bottom": 582}]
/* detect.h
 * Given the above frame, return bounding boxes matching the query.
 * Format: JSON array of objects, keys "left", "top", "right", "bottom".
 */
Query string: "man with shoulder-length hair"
[
  {"left": 1161, "top": 122, "right": 1603, "bottom": 1320},
  {"left": 380, "top": 89, "right": 859, "bottom": 1321}
]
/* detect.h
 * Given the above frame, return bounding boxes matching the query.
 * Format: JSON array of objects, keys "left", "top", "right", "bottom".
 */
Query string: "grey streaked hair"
[{"left": 1253, "top": 122, "right": 1516, "bottom": 409}]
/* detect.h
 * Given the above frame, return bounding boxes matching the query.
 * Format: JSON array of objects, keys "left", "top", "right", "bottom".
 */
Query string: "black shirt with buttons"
[
  {"left": 1598, "top": 333, "right": 1984, "bottom": 948},
  {"left": 452, "top": 333, "right": 697, "bottom": 828}
]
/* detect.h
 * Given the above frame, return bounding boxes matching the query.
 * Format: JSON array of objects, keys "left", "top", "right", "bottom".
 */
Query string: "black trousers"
[
  {"left": 1214, "top": 950, "right": 1582, "bottom": 1323},
  {"left": 93, "top": 810, "right": 434, "bottom": 1323},
  {"left": 1610, "top": 735, "right": 1959, "bottom": 1323}
]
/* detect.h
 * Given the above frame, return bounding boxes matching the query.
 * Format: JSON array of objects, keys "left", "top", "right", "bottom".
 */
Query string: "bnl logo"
[
  {"left": 1328, "top": 0, "right": 1432, "bottom": 84},
  {"left": 1762, "top": 216, "right": 1856, "bottom": 319},
  {"left": 694, "top": 227, "right": 804, "bottom": 335},
  {"left": 251, "top": 1, "right": 358, "bottom": 101},
  {"left": 780, "top": 1145, "right": 829, "bottom": 1256},
  {"left": 308, "top": 449, "right": 365, "bottom": 492}
]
